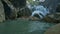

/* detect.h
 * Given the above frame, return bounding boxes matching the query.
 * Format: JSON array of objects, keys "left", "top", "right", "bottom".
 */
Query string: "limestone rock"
[
  {"left": 0, "top": 0, "right": 5, "bottom": 22},
  {"left": 44, "top": 23, "right": 60, "bottom": 34}
]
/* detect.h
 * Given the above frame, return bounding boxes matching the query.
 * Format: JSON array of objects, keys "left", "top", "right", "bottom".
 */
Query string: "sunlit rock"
[{"left": 44, "top": 23, "right": 60, "bottom": 34}]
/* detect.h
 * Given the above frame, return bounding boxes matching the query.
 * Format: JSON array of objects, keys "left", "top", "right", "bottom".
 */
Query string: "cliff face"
[
  {"left": 0, "top": 0, "right": 28, "bottom": 22},
  {"left": 1, "top": 0, "right": 26, "bottom": 19},
  {"left": 0, "top": 0, "right": 31, "bottom": 22},
  {"left": 0, "top": 0, "right": 5, "bottom": 22}
]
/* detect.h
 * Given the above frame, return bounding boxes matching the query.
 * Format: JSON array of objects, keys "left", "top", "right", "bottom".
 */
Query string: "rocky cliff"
[{"left": 0, "top": 0, "right": 32, "bottom": 22}]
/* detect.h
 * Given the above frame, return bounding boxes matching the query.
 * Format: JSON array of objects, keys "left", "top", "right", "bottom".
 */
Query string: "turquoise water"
[{"left": 0, "top": 19, "right": 56, "bottom": 34}]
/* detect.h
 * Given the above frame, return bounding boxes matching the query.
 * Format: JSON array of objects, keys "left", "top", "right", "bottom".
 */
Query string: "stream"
[{"left": 0, "top": 19, "right": 56, "bottom": 34}]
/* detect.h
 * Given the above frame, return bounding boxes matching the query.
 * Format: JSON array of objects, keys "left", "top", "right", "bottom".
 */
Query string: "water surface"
[{"left": 0, "top": 19, "right": 56, "bottom": 34}]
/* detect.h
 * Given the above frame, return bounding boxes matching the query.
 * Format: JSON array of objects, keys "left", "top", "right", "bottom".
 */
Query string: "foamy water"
[{"left": 31, "top": 5, "right": 50, "bottom": 19}]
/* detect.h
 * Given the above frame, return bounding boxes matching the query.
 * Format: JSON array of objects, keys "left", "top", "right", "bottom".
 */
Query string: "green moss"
[{"left": 26, "top": 0, "right": 39, "bottom": 5}]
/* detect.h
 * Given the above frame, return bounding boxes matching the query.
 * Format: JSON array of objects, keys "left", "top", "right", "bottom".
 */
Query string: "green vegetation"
[{"left": 26, "top": 0, "right": 39, "bottom": 5}]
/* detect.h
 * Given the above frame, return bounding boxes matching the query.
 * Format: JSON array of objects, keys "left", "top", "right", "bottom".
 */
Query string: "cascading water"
[{"left": 31, "top": 5, "right": 50, "bottom": 19}]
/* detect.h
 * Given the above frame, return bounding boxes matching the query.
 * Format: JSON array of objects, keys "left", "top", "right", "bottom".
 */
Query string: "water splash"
[{"left": 31, "top": 5, "right": 50, "bottom": 19}]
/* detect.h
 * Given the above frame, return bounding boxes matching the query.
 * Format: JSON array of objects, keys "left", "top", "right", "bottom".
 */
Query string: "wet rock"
[
  {"left": 44, "top": 23, "right": 60, "bottom": 34},
  {"left": 0, "top": 0, "right": 5, "bottom": 22},
  {"left": 42, "top": 10, "right": 60, "bottom": 23}
]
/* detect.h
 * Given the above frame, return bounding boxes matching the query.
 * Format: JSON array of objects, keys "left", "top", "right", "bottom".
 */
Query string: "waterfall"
[{"left": 31, "top": 5, "right": 50, "bottom": 19}]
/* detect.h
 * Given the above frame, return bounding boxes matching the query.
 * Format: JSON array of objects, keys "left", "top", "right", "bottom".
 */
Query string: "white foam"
[{"left": 31, "top": 5, "right": 50, "bottom": 19}]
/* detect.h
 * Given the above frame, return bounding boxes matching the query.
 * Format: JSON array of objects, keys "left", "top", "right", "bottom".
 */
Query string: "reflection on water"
[{"left": 0, "top": 19, "right": 56, "bottom": 34}]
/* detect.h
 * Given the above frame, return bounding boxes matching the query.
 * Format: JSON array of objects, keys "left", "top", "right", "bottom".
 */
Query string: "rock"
[
  {"left": 8, "top": 0, "right": 26, "bottom": 8},
  {"left": 42, "top": 12, "right": 60, "bottom": 23},
  {"left": 1, "top": 0, "right": 26, "bottom": 20},
  {"left": 17, "top": 7, "right": 32, "bottom": 18},
  {"left": 29, "top": 13, "right": 60, "bottom": 23},
  {"left": 40, "top": 0, "right": 60, "bottom": 13},
  {"left": 44, "top": 23, "right": 60, "bottom": 34},
  {"left": 0, "top": 0, "right": 5, "bottom": 22},
  {"left": 56, "top": 3, "right": 60, "bottom": 12},
  {"left": 1, "top": 0, "right": 18, "bottom": 20},
  {"left": 29, "top": 16, "right": 40, "bottom": 21}
]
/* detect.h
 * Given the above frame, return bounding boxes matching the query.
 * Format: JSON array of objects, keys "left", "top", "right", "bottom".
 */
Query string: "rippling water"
[{"left": 0, "top": 19, "right": 56, "bottom": 34}]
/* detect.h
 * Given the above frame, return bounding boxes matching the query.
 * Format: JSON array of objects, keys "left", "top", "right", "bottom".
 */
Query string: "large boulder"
[
  {"left": 44, "top": 23, "right": 60, "bottom": 34},
  {"left": 1, "top": 0, "right": 26, "bottom": 20},
  {"left": 1, "top": 0, "right": 18, "bottom": 20},
  {"left": 0, "top": 0, "right": 5, "bottom": 22},
  {"left": 43, "top": 13, "right": 60, "bottom": 23}
]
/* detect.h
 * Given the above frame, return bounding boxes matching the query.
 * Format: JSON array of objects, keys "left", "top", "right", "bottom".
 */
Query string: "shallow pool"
[{"left": 0, "top": 19, "right": 56, "bottom": 34}]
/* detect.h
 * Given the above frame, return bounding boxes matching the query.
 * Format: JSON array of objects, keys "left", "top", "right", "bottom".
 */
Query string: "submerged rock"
[{"left": 0, "top": 0, "right": 5, "bottom": 22}]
